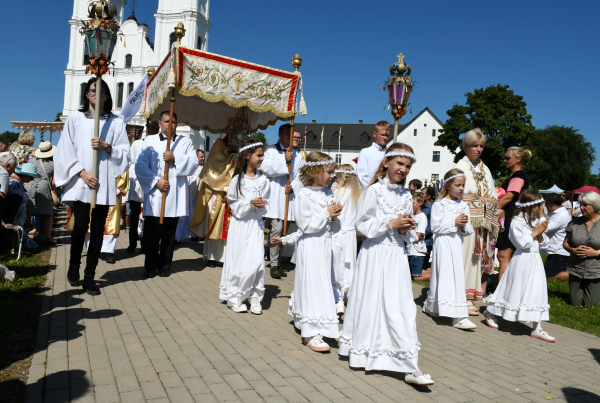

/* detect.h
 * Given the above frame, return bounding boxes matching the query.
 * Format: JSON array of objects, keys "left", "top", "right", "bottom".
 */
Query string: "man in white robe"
[
  {"left": 127, "top": 119, "right": 159, "bottom": 253},
  {"left": 54, "top": 78, "right": 130, "bottom": 295},
  {"left": 135, "top": 112, "right": 199, "bottom": 278},
  {"left": 261, "top": 124, "right": 303, "bottom": 278},
  {"left": 356, "top": 121, "right": 390, "bottom": 189}
]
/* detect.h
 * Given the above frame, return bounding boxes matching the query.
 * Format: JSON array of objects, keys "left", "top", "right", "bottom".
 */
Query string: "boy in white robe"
[
  {"left": 135, "top": 111, "right": 199, "bottom": 278},
  {"left": 356, "top": 121, "right": 390, "bottom": 189},
  {"left": 55, "top": 78, "right": 130, "bottom": 296}
]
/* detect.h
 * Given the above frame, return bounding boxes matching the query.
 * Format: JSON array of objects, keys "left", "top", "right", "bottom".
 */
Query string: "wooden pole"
[
  {"left": 283, "top": 121, "right": 294, "bottom": 236},
  {"left": 393, "top": 118, "right": 399, "bottom": 143},
  {"left": 159, "top": 88, "right": 176, "bottom": 224},
  {"left": 91, "top": 75, "right": 102, "bottom": 209}
]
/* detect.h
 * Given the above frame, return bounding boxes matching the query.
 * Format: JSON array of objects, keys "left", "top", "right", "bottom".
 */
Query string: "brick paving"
[{"left": 25, "top": 210, "right": 600, "bottom": 402}]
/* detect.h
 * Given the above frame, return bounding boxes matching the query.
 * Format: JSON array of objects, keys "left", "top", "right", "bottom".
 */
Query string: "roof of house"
[
  {"left": 301, "top": 122, "right": 405, "bottom": 150},
  {"left": 397, "top": 107, "right": 443, "bottom": 136}
]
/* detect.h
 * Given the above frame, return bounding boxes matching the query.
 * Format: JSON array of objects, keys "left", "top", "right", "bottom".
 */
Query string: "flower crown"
[
  {"left": 304, "top": 159, "right": 335, "bottom": 167},
  {"left": 515, "top": 198, "right": 544, "bottom": 208},
  {"left": 385, "top": 150, "right": 417, "bottom": 163},
  {"left": 335, "top": 169, "right": 357, "bottom": 175},
  {"left": 238, "top": 142, "right": 263, "bottom": 153},
  {"left": 445, "top": 173, "right": 465, "bottom": 182}
]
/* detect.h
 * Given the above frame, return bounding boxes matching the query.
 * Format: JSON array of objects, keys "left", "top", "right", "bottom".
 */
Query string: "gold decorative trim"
[
  {"left": 181, "top": 116, "right": 287, "bottom": 135},
  {"left": 142, "top": 86, "right": 170, "bottom": 118}
]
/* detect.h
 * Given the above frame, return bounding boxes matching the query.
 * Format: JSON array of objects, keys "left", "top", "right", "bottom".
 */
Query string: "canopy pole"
[
  {"left": 283, "top": 119, "right": 294, "bottom": 236},
  {"left": 159, "top": 88, "right": 176, "bottom": 224},
  {"left": 91, "top": 75, "right": 102, "bottom": 209}
]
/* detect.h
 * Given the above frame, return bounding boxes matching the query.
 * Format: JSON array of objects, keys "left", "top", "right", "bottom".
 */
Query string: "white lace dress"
[
  {"left": 219, "top": 174, "right": 270, "bottom": 307},
  {"left": 487, "top": 214, "right": 550, "bottom": 322},
  {"left": 288, "top": 186, "right": 341, "bottom": 338},
  {"left": 425, "top": 198, "right": 474, "bottom": 318},
  {"left": 339, "top": 178, "right": 421, "bottom": 373},
  {"left": 332, "top": 186, "right": 358, "bottom": 294}
]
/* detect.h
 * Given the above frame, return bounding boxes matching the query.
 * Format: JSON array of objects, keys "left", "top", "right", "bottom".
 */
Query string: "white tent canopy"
[{"left": 539, "top": 185, "right": 564, "bottom": 194}]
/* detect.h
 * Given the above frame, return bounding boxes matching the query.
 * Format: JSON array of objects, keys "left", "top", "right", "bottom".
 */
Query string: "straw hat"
[
  {"left": 16, "top": 163, "right": 42, "bottom": 178},
  {"left": 35, "top": 141, "right": 56, "bottom": 159}
]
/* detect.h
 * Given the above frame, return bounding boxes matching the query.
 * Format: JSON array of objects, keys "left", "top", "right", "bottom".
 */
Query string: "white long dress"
[
  {"left": 425, "top": 198, "right": 474, "bottom": 318},
  {"left": 288, "top": 186, "right": 341, "bottom": 339},
  {"left": 332, "top": 186, "right": 358, "bottom": 294},
  {"left": 339, "top": 178, "right": 420, "bottom": 373},
  {"left": 219, "top": 174, "right": 270, "bottom": 307},
  {"left": 487, "top": 214, "right": 550, "bottom": 322}
]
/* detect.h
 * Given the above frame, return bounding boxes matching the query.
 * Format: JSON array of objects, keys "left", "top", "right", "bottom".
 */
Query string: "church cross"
[
  {"left": 397, "top": 53, "right": 404, "bottom": 65},
  {"left": 235, "top": 76, "right": 244, "bottom": 91},
  {"left": 131, "top": 0, "right": 137, "bottom": 14}
]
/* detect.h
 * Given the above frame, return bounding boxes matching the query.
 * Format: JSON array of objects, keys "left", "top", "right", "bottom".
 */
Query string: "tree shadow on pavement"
[{"left": 562, "top": 387, "right": 600, "bottom": 402}]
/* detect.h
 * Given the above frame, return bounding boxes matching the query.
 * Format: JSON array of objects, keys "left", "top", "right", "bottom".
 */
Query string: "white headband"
[
  {"left": 515, "top": 198, "right": 544, "bottom": 208},
  {"left": 304, "top": 159, "right": 335, "bottom": 167},
  {"left": 335, "top": 169, "right": 357, "bottom": 175},
  {"left": 446, "top": 173, "right": 465, "bottom": 182},
  {"left": 385, "top": 150, "right": 417, "bottom": 163},
  {"left": 238, "top": 142, "right": 263, "bottom": 153}
]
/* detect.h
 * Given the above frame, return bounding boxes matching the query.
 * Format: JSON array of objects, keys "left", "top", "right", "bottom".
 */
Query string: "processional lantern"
[
  {"left": 79, "top": 0, "right": 121, "bottom": 208},
  {"left": 383, "top": 53, "right": 414, "bottom": 143}
]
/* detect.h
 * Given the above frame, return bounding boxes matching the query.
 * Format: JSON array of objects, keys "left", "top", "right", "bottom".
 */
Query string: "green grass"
[
  {"left": 547, "top": 278, "right": 600, "bottom": 337},
  {"left": 0, "top": 245, "right": 51, "bottom": 402}
]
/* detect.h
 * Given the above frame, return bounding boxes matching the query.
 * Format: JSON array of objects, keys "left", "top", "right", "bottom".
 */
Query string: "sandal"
[{"left": 467, "top": 300, "right": 480, "bottom": 316}]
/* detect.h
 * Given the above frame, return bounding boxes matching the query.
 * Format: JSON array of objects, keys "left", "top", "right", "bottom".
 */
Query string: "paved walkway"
[{"left": 25, "top": 210, "right": 600, "bottom": 402}]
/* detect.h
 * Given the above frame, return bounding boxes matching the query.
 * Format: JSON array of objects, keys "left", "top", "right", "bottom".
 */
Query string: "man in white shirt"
[
  {"left": 135, "top": 112, "right": 199, "bottom": 278},
  {"left": 127, "top": 119, "right": 159, "bottom": 253},
  {"left": 261, "top": 123, "right": 303, "bottom": 278},
  {"left": 356, "top": 121, "right": 390, "bottom": 189},
  {"left": 54, "top": 78, "right": 131, "bottom": 295},
  {"left": 542, "top": 193, "right": 571, "bottom": 281}
]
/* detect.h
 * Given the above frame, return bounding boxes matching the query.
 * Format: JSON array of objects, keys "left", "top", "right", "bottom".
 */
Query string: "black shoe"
[
  {"left": 104, "top": 253, "right": 116, "bottom": 264},
  {"left": 190, "top": 237, "right": 199, "bottom": 242},
  {"left": 67, "top": 266, "right": 80, "bottom": 286},
  {"left": 82, "top": 279, "right": 101, "bottom": 296},
  {"left": 144, "top": 270, "right": 157, "bottom": 279},
  {"left": 99, "top": 253, "right": 106, "bottom": 261},
  {"left": 126, "top": 245, "right": 136, "bottom": 254},
  {"left": 158, "top": 270, "right": 171, "bottom": 277},
  {"left": 140, "top": 247, "right": 146, "bottom": 254},
  {"left": 207, "top": 260, "right": 216, "bottom": 268},
  {"left": 270, "top": 267, "right": 282, "bottom": 279}
]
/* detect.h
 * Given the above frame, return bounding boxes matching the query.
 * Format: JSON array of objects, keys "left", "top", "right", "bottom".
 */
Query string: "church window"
[
  {"left": 432, "top": 129, "right": 437, "bottom": 137},
  {"left": 414, "top": 129, "right": 417, "bottom": 136},
  {"left": 79, "top": 83, "right": 87, "bottom": 107},
  {"left": 117, "top": 83, "right": 124, "bottom": 108},
  {"left": 125, "top": 54, "right": 132, "bottom": 68},
  {"left": 431, "top": 174, "right": 439, "bottom": 182},
  {"left": 432, "top": 151, "right": 440, "bottom": 162},
  {"left": 197, "top": 36, "right": 202, "bottom": 50},
  {"left": 169, "top": 33, "right": 177, "bottom": 49},
  {"left": 335, "top": 154, "right": 342, "bottom": 164},
  {"left": 205, "top": 135, "right": 210, "bottom": 152},
  {"left": 128, "top": 82, "right": 134, "bottom": 96}
]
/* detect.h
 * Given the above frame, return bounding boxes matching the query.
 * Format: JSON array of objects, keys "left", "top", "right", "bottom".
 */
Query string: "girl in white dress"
[
  {"left": 423, "top": 169, "right": 477, "bottom": 330},
  {"left": 332, "top": 164, "right": 362, "bottom": 314},
  {"left": 288, "top": 152, "right": 342, "bottom": 353},
  {"left": 219, "top": 140, "right": 270, "bottom": 315},
  {"left": 484, "top": 190, "right": 554, "bottom": 342},
  {"left": 340, "top": 143, "right": 434, "bottom": 386}
]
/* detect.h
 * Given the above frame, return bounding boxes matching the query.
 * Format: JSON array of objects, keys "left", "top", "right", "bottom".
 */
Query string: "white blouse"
[
  {"left": 227, "top": 173, "right": 270, "bottom": 219},
  {"left": 294, "top": 186, "right": 341, "bottom": 236}
]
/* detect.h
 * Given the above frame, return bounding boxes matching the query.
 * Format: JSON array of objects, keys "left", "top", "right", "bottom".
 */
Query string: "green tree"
[
  {"left": 527, "top": 125, "right": 596, "bottom": 190},
  {"left": 251, "top": 132, "right": 267, "bottom": 145},
  {"left": 0, "top": 131, "right": 19, "bottom": 146},
  {"left": 585, "top": 169, "right": 600, "bottom": 189},
  {"left": 435, "top": 84, "right": 536, "bottom": 178},
  {"left": 55, "top": 112, "right": 63, "bottom": 122}
]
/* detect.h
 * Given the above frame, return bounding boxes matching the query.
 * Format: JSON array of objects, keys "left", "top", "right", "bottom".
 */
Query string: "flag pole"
[
  {"left": 303, "top": 126, "right": 307, "bottom": 152},
  {"left": 320, "top": 126, "right": 324, "bottom": 153},
  {"left": 338, "top": 126, "right": 341, "bottom": 159}
]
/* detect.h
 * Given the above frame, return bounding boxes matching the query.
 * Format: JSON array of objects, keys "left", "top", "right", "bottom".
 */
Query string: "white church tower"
[{"left": 62, "top": 0, "right": 211, "bottom": 149}]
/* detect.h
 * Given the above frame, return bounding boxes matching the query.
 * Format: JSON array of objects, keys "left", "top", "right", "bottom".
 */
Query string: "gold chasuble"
[
  {"left": 189, "top": 138, "right": 238, "bottom": 240},
  {"left": 65, "top": 172, "right": 129, "bottom": 235}
]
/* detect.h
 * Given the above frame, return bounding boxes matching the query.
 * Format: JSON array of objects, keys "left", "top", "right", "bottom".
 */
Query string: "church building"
[
  {"left": 301, "top": 107, "right": 456, "bottom": 185},
  {"left": 61, "top": 0, "right": 211, "bottom": 149}
]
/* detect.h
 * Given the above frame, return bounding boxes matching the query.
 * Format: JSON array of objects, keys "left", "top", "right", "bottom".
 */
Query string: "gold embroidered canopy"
[{"left": 142, "top": 45, "right": 305, "bottom": 134}]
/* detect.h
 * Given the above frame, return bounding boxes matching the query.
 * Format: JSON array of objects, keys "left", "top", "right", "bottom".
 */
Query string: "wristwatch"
[{"left": 106, "top": 144, "right": 112, "bottom": 153}]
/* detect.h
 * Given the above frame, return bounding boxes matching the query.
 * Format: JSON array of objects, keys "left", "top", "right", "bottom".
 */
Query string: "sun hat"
[
  {"left": 34, "top": 141, "right": 56, "bottom": 159},
  {"left": 16, "top": 163, "right": 42, "bottom": 178}
]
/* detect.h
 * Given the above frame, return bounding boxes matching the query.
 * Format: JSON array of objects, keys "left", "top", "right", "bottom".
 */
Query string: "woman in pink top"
[{"left": 497, "top": 147, "right": 532, "bottom": 280}]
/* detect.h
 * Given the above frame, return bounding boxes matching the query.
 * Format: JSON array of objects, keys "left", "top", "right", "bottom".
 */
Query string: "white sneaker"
[
  {"left": 231, "top": 304, "right": 247, "bottom": 313},
  {"left": 484, "top": 311, "right": 499, "bottom": 329},
  {"left": 250, "top": 304, "right": 262, "bottom": 315},
  {"left": 336, "top": 300, "right": 345, "bottom": 315},
  {"left": 303, "top": 334, "right": 331, "bottom": 352},
  {"left": 405, "top": 373, "right": 434, "bottom": 385},
  {"left": 422, "top": 305, "right": 439, "bottom": 317},
  {"left": 531, "top": 328, "right": 556, "bottom": 343},
  {"left": 452, "top": 318, "right": 477, "bottom": 330}
]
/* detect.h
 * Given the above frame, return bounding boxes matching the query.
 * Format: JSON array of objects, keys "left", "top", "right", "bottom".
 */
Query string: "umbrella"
[
  {"left": 572, "top": 186, "right": 600, "bottom": 196},
  {"left": 539, "top": 185, "right": 564, "bottom": 194}
]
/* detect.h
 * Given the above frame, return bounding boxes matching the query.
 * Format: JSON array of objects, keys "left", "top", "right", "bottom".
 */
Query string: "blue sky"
[{"left": 1, "top": 0, "right": 599, "bottom": 173}]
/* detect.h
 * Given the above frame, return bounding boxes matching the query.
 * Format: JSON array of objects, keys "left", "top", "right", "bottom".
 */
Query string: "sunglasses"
[
  {"left": 88, "top": 89, "right": 107, "bottom": 96},
  {"left": 504, "top": 156, "right": 513, "bottom": 161}
]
